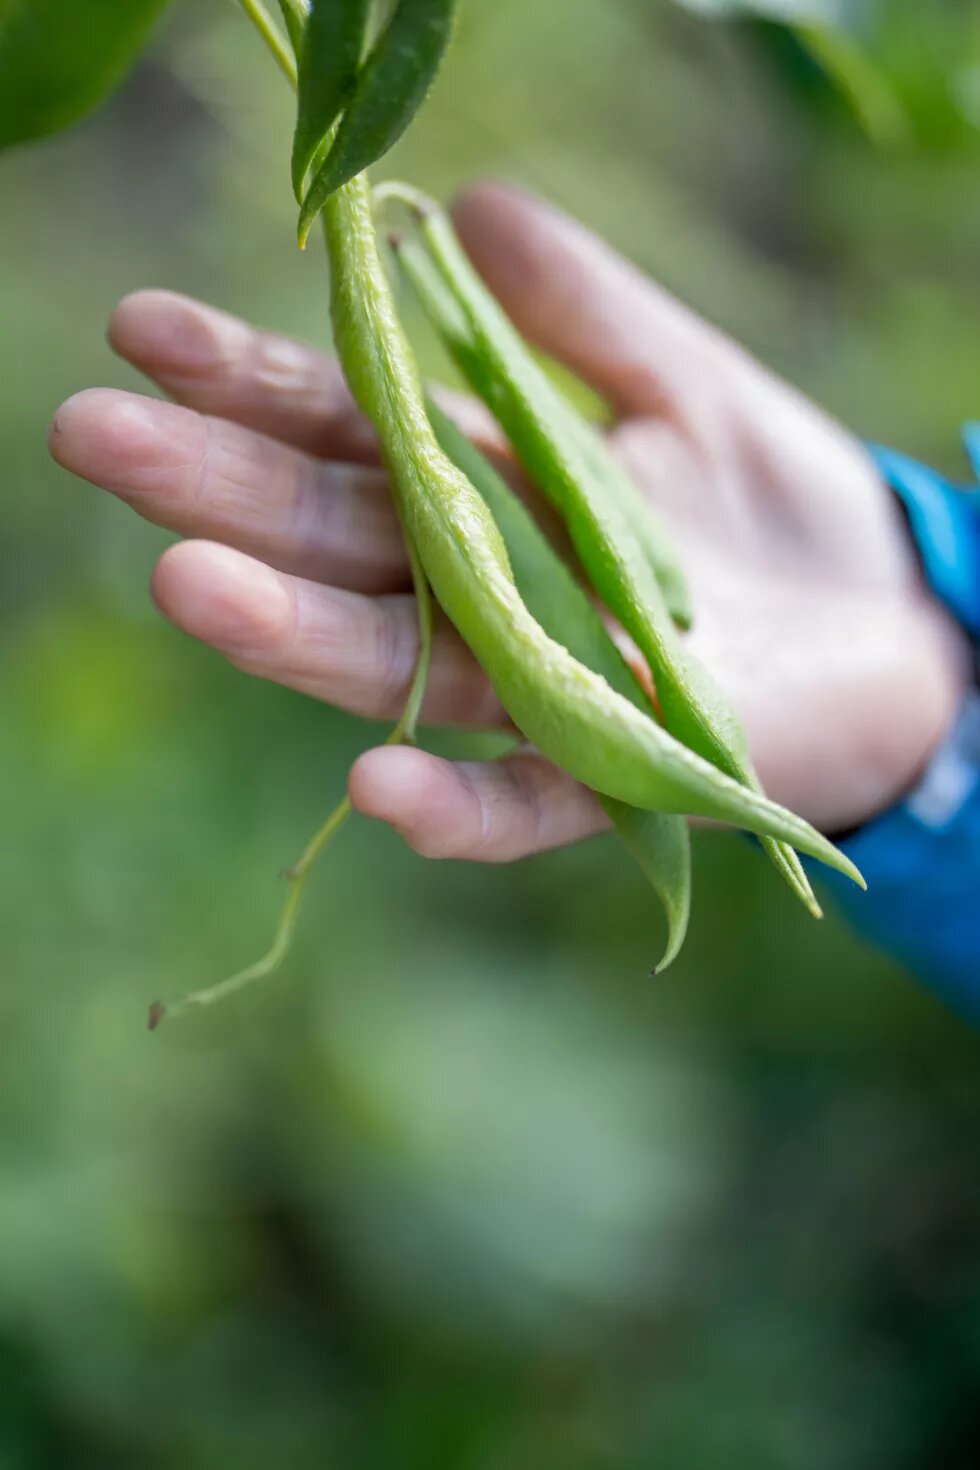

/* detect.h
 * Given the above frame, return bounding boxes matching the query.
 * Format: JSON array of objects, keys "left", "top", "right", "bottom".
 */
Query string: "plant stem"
[
  {"left": 237, "top": 0, "right": 297, "bottom": 86},
  {"left": 149, "top": 797, "right": 351, "bottom": 1029},
  {"left": 148, "top": 559, "right": 431, "bottom": 1031},
  {"left": 275, "top": 0, "right": 309, "bottom": 54}
]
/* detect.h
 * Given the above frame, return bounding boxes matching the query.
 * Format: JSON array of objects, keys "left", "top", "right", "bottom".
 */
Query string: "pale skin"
[{"left": 49, "top": 182, "right": 969, "bottom": 863}]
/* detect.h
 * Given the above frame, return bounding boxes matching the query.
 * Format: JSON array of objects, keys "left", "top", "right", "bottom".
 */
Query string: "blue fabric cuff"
[
  {"left": 826, "top": 426, "right": 980, "bottom": 1017},
  {"left": 869, "top": 425, "right": 980, "bottom": 636}
]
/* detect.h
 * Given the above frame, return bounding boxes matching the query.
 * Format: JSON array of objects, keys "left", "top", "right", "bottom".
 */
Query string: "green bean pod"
[
  {"left": 427, "top": 399, "right": 692, "bottom": 972},
  {"left": 321, "top": 177, "right": 863, "bottom": 889},
  {"left": 291, "top": 0, "right": 371, "bottom": 201},
  {"left": 389, "top": 192, "right": 820, "bottom": 917},
  {"left": 390, "top": 222, "right": 693, "bottom": 631},
  {"left": 298, "top": 0, "right": 457, "bottom": 246}
]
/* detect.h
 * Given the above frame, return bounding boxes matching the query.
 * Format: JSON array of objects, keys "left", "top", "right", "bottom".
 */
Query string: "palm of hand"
[
  {"left": 50, "top": 183, "right": 965, "bottom": 861},
  {"left": 601, "top": 319, "right": 943, "bottom": 827}
]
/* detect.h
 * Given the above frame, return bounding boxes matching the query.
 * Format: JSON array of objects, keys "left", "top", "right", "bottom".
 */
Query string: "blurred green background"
[{"left": 2, "top": 1, "right": 980, "bottom": 1465}]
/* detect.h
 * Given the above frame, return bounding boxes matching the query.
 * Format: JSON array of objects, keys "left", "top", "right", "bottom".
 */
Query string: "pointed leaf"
[
  {"left": 298, "top": 0, "right": 457, "bottom": 243},
  {"left": 291, "top": 0, "right": 371, "bottom": 200},
  {"left": 276, "top": 0, "right": 309, "bottom": 56}
]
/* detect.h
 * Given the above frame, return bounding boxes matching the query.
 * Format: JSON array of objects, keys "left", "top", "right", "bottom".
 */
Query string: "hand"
[{"left": 49, "top": 183, "right": 969, "bottom": 861}]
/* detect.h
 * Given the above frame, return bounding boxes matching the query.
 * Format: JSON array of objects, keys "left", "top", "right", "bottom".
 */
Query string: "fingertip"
[
  {"left": 151, "top": 541, "right": 295, "bottom": 653},
  {"left": 452, "top": 178, "right": 539, "bottom": 238},
  {"left": 451, "top": 180, "right": 539, "bottom": 289},
  {"left": 348, "top": 746, "right": 466, "bottom": 858},
  {"left": 108, "top": 289, "right": 242, "bottom": 375},
  {"left": 451, "top": 178, "right": 569, "bottom": 281},
  {"left": 49, "top": 386, "right": 109, "bottom": 452},
  {"left": 451, "top": 177, "right": 506, "bottom": 228},
  {"left": 108, "top": 289, "right": 181, "bottom": 359},
  {"left": 348, "top": 743, "right": 441, "bottom": 820},
  {"left": 48, "top": 388, "right": 166, "bottom": 480},
  {"left": 48, "top": 387, "right": 98, "bottom": 464}
]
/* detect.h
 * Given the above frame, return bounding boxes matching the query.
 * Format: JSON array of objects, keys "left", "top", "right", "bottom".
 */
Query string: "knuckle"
[
  {"left": 228, "top": 577, "right": 298, "bottom": 662},
  {"left": 249, "top": 329, "right": 319, "bottom": 407},
  {"left": 501, "top": 755, "right": 547, "bottom": 856},
  {"left": 189, "top": 415, "right": 214, "bottom": 510},
  {"left": 369, "top": 599, "right": 417, "bottom": 718}
]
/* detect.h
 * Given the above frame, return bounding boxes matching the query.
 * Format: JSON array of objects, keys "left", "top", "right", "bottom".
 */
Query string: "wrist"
[{"left": 838, "top": 432, "right": 980, "bottom": 831}]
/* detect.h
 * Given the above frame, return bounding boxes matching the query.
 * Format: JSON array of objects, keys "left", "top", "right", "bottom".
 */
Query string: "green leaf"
[
  {"left": 671, "top": 0, "right": 908, "bottom": 144},
  {"left": 276, "top": 0, "right": 308, "bottom": 56},
  {"left": 794, "top": 22, "right": 908, "bottom": 146},
  {"left": 0, "top": 0, "right": 170, "bottom": 152},
  {"left": 298, "top": 0, "right": 457, "bottom": 245},
  {"left": 291, "top": 0, "right": 371, "bottom": 201}
]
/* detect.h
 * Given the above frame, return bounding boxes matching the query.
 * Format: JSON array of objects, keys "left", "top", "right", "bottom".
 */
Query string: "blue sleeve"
[{"left": 823, "top": 425, "right": 980, "bottom": 1020}]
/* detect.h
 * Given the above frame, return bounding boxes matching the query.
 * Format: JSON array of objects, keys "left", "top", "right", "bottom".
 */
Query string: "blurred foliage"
[
  {"left": 0, "top": 0, "right": 170, "bottom": 150},
  {"left": 1, "top": 0, "right": 979, "bottom": 1466}
]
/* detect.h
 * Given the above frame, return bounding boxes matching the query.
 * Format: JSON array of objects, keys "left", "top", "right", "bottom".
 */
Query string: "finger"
[
  {"left": 151, "top": 540, "right": 504, "bottom": 729},
  {"left": 349, "top": 744, "right": 606, "bottom": 861},
  {"left": 108, "top": 290, "right": 377, "bottom": 461},
  {"left": 49, "top": 388, "right": 408, "bottom": 593},
  {"left": 108, "top": 289, "right": 508, "bottom": 462},
  {"left": 452, "top": 181, "right": 728, "bottom": 419}
]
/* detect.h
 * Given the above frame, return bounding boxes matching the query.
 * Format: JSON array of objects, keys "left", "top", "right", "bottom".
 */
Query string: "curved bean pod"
[
  {"left": 321, "top": 177, "right": 864, "bottom": 887},
  {"left": 388, "top": 191, "right": 820, "bottom": 917},
  {"left": 427, "top": 399, "right": 692, "bottom": 972},
  {"left": 387, "top": 217, "right": 693, "bottom": 630}
]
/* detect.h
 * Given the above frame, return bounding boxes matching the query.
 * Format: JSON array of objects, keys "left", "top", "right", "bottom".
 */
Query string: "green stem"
[
  {"left": 149, "top": 796, "right": 351, "bottom": 1029},
  {"left": 275, "top": 0, "right": 309, "bottom": 55},
  {"left": 148, "top": 556, "right": 432, "bottom": 1030},
  {"left": 237, "top": 0, "right": 297, "bottom": 86}
]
